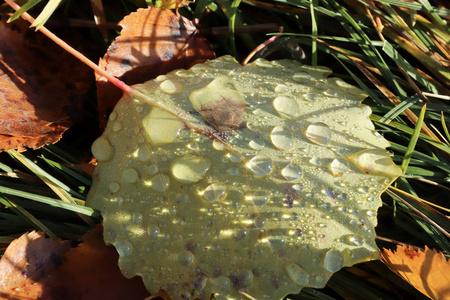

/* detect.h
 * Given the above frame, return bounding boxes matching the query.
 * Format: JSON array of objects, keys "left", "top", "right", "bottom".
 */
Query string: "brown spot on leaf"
[{"left": 198, "top": 96, "right": 247, "bottom": 132}]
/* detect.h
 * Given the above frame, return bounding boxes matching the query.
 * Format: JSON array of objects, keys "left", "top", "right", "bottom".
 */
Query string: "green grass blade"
[
  {"left": 379, "top": 95, "right": 419, "bottom": 123},
  {"left": 0, "top": 185, "right": 98, "bottom": 217},
  {"left": 8, "top": 0, "right": 42, "bottom": 22}
]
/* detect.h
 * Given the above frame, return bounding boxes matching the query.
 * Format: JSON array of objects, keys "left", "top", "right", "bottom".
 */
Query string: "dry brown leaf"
[
  {"left": 96, "top": 6, "right": 215, "bottom": 127},
  {"left": 0, "top": 16, "right": 91, "bottom": 152},
  {"left": 381, "top": 245, "right": 450, "bottom": 299},
  {"left": 0, "top": 231, "right": 71, "bottom": 296},
  {"left": 14, "top": 225, "right": 150, "bottom": 300}
]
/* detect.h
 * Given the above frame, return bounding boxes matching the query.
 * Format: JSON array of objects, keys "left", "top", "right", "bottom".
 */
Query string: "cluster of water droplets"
[{"left": 88, "top": 56, "right": 401, "bottom": 300}]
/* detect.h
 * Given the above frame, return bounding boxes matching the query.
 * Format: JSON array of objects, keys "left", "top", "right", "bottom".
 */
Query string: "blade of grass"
[
  {"left": 379, "top": 94, "right": 419, "bottom": 123},
  {"left": 400, "top": 104, "right": 427, "bottom": 173},
  {"left": 310, "top": 0, "right": 318, "bottom": 65},
  {"left": 0, "top": 185, "right": 98, "bottom": 217}
]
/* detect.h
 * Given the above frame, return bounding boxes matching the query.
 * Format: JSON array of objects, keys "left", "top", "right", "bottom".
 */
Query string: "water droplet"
[
  {"left": 273, "top": 95, "right": 300, "bottom": 120},
  {"left": 115, "top": 240, "right": 132, "bottom": 257},
  {"left": 341, "top": 234, "right": 365, "bottom": 246},
  {"left": 92, "top": 136, "right": 114, "bottom": 162},
  {"left": 122, "top": 168, "right": 139, "bottom": 183},
  {"left": 109, "top": 111, "right": 117, "bottom": 121},
  {"left": 108, "top": 182, "right": 120, "bottom": 193},
  {"left": 147, "top": 224, "right": 160, "bottom": 238},
  {"left": 268, "top": 235, "right": 285, "bottom": 250},
  {"left": 112, "top": 122, "right": 123, "bottom": 132},
  {"left": 226, "top": 152, "right": 242, "bottom": 162},
  {"left": 246, "top": 191, "right": 269, "bottom": 206},
  {"left": 270, "top": 126, "right": 293, "bottom": 150},
  {"left": 160, "top": 79, "right": 184, "bottom": 94},
  {"left": 324, "top": 88, "right": 338, "bottom": 97},
  {"left": 249, "top": 137, "right": 265, "bottom": 150},
  {"left": 292, "top": 184, "right": 303, "bottom": 192},
  {"left": 228, "top": 168, "right": 239, "bottom": 176},
  {"left": 323, "top": 249, "right": 344, "bottom": 272},
  {"left": 203, "top": 184, "right": 227, "bottom": 202},
  {"left": 247, "top": 155, "right": 273, "bottom": 176},
  {"left": 178, "top": 251, "right": 194, "bottom": 266},
  {"left": 230, "top": 269, "right": 253, "bottom": 288},
  {"left": 254, "top": 216, "right": 265, "bottom": 228},
  {"left": 293, "top": 72, "right": 311, "bottom": 84},
  {"left": 255, "top": 58, "right": 273, "bottom": 68},
  {"left": 304, "top": 92, "right": 317, "bottom": 101},
  {"left": 323, "top": 187, "right": 337, "bottom": 198},
  {"left": 285, "top": 263, "right": 310, "bottom": 286},
  {"left": 143, "top": 108, "right": 185, "bottom": 146},
  {"left": 366, "top": 210, "right": 377, "bottom": 217},
  {"left": 171, "top": 154, "right": 211, "bottom": 184},
  {"left": 309, "top": 157, "right": 321, "bottom": 166},
  {"left": 132, "top": 212, "right": 142, "bottom": 223},
  {"left": 330, "top": 158, "right": 348, "bottom": 176},
  {"left": 275, "top": 84, "right": 290, "bottom": 93},
  {"left": 281, "top": 163, "right": 302, "bottom": 181},
  {"left": 176, "top": 69, "right": 193, "bottom": 77},
  {"left": 151, "top": 174, "right": 170, "bottom": 192},
  {"left": 358, "top": 186, "right": 369, "bottom": 194},
  {"left": 234, "top": 228, "right": 248, "bottom": 241},
  {"left": 306, "top": 122, "right": 332, "bottom": 145},
  {"left": 137, "top": 147, "right": 152, "bottom": 162},
  {"left": 212, "top": 139, "right": 226, "bottom": 151}
]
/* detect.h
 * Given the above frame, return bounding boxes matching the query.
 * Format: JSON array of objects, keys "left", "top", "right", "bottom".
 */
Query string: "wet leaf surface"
[{"left": 88, "top": 56, "right": 402, "bottom": 299}]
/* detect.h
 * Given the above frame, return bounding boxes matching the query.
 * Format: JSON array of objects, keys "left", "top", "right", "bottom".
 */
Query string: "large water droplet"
[
  {"left": 246, "top": 191, "right": 269, "bottom": 206},
  {"left": 268, "top": 235, "right": 285, "bottom": 250},
  {"left": 323, "top": 249, "right": 344, "bottom": 272},
  {"left": 160, "top": 79, "right": 184, "bottom": 94},
  {"left": 203, "top": 184, "right": 227, "bottom": 202},
  {"left": 275, "top": 84, "right": 290, "bottom": 93},
  {"left": 306, "top": 122, "right": 332, "bottom": 145},
  {"left": 92, "top": 136, "right": 114, "bottom": 162},
  {"left": 281, "top": 163, "right": 303, "bottom": 181},
  {"left": 137, "top": 147, "right": 152, "bottom": 162},
  {"left": 270, "top": 126, "right": 293, "bottom": 150},
  {"left": 212, "top": 139, "right": 226, "bottom": 151},
  {"left": 293, "top": 72, "right": 311, "bottom": 84},
  {"left": 178, "top": 251, "right": 194, "bottom": 266},
  {"left": 285, "top": 263, "right": 310, "bottom": 286},
  {"left": 330, "top": 158, "right": 348, "bottom": 177},
  {"left": 151, "top": 174, "right": 170, "bottom": 192},
  {"left": 122, "top": 168, "right": 139, "bottom": 183},
  {"left": 247, "top": 155, "right": 273, "bottom": 176},
  {"left": 230, "top": 269, "right": 253, "bottom": 288},
  {"left": 341, "top": 234, "right": 365, "bottom": 246},
  {"left": 254, "top": 58, "right": 273, "bottom": 68},
  {"left": 249, "top": 137, "right": 265, "bottom": 150},
  {"left": 142, "top": 108, "right": 185, "bottom": 146},
  {"left": 171, "top": 154, "right": 211, "bottom": 184},
  {"left": 147, "top": 224, "right": 160, "bottom": 238},
  {"left": 112, "top": 122, "right": 123, "bottom": 132},
  {"left": 273, "top": 95, "right": 300, "bottom": 120},
  {"left": 108, "top": 182, "right": 120, "bottom": 193},
  {"left": 115, "top": 240, "right": 132, "bottom": 257}
]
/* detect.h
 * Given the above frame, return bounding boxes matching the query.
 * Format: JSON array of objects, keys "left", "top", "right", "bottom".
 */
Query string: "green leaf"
[{"left": 87, "top": 56, "right": 402, "bottom": 299}]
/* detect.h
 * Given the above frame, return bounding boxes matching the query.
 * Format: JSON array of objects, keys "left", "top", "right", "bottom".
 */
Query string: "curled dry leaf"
[
  {"left": 0, "top": 16, "right": 91, "bottom": 152},
  {"left": 381, "top": 245, "right": 450, "bottom": 300},
  {"left": 0, "top": 231, "right": 71, "bottom": 295},
  {"left": 96, "top": 6, "right": 215, "bottom": 127}
]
